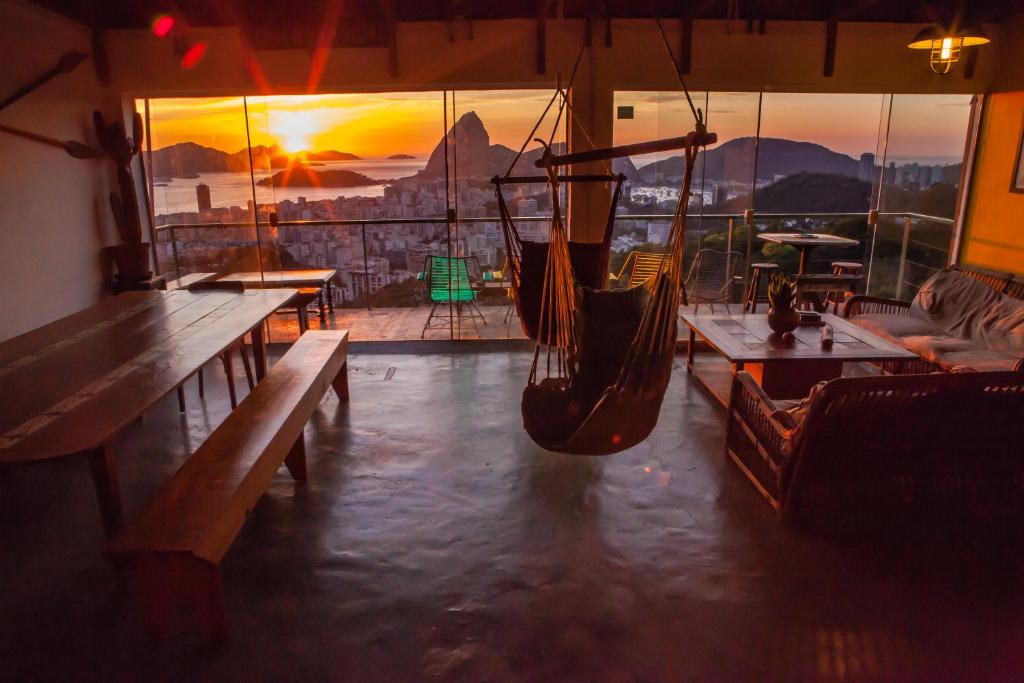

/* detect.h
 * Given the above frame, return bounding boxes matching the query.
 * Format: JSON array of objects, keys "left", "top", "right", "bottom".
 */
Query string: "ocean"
[{"left": 151, "top": 158, "right": 427, "bottom": 215}]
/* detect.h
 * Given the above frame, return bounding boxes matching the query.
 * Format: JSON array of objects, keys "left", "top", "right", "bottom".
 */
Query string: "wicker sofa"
[
  {"left": 843, "top": 266, "right": 1024, "bottom": 374},
  {"left": 725, "top": 370, "right": 1024, "bottom": 532}
]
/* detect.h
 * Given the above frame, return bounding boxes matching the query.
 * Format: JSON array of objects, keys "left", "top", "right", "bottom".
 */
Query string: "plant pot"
[
  {"left": 767, "top": 307, "right": 800, "bottom": 335},
  {"left": 112, "top": 242, "right": 152, "bottom": 282}
]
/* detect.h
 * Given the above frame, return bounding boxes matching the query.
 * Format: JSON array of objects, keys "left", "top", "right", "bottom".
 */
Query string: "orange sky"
[
  {"left": 143, "top": 90, "right": 972, "bottom": 164},
  {"left": 144, "top": 90, "right": 563, "bottom": 158}
]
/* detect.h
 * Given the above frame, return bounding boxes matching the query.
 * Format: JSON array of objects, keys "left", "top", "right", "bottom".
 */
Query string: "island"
[
  {"left": 387, "top": 154, "right": 416, "bottom": 159},
  {"left": 256, "top": 168, "right": 382, "bottom": 188}
]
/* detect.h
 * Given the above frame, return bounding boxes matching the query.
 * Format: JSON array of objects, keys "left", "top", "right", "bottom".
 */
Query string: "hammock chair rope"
[{"left": 492, "top": 18, "right": 715, "bottom": 455}]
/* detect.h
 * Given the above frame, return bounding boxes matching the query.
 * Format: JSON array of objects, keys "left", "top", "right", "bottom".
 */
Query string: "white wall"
[{"left": 0, "top": 1, "right": 120, "bottom": 341}]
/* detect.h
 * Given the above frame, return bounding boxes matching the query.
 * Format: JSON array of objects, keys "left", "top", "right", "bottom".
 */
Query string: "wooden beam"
[
  {"left": 535, "top": 131, "right": 717, "bottom": 168},
  {"left": 824, "top": 19, "right": 838, "bottom": 77},
  {"left": 679, "top": 16, "right": 693, "bottom": 75}
]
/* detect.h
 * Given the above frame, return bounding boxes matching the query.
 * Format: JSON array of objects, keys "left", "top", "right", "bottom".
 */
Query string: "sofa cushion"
[
  {"left": 847, "top": 313, "right": 943, "bottom": 344},
  {"left": 911, "top": 268, "right": 1002, "bottom": 337},
  {"left": 972, "top": 291, "right": 1024, "bottom": 354}
]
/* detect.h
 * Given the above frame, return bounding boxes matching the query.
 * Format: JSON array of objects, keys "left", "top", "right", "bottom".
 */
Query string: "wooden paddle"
[
  {"left": 0, "top": 51, "right": 88, "bottom": 112},
  {"left": 0, "top": 123, "right": 102, "bottom": 159}
]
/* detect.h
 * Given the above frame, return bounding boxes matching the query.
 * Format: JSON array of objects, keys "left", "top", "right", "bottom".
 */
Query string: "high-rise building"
[
  {"left": 858, "top": 153, "right": 876, "bottom": 183},
  {"left": 196, "top": 184, "right": 211, "bottom": 211}
]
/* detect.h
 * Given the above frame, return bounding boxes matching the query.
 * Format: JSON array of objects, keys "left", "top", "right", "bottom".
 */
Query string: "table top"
[
  {"left": 0, "top": 288, "right": 297, "bottom": 464},
  {"left": 756, "top": 232, "right": 859, "bottom": 248},
  {"left": 681, "top": 310, "right": 916, "bottom": 364},
  {"left": 215, "top": 269, "right": 336, "bottom": 287}
]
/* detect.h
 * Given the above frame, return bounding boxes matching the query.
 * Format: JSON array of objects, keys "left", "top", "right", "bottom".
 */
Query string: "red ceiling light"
[
  {"left": 151, "top": 14, "right": 174, "bottom": 38},
  {"left": 181, "top": 42, "right": 207, "bottom": 69}
]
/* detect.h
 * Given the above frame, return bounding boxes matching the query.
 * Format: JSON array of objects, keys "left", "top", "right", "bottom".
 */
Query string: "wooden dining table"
[
  {"left": 0, "top": 288, "right": 297, "bottom": 536},
  {"left": 214, "top": 269, "right": 337, "bottom": 321},
  {"left": 756, "top": 232, "right": 859, "bottom": 274}
]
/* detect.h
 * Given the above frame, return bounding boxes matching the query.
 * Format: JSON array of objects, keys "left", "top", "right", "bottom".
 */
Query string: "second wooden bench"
[{"left": 105, "top": 329, "right": 350, "bottom": 641}]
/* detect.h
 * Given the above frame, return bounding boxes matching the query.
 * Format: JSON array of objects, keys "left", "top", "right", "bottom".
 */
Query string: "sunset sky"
[{"left": 143, "top": 90, "right": 972, "bottom": 164}]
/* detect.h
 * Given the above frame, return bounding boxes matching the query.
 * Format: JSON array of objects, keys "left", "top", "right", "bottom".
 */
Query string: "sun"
[{"left": 271, "top": 111, "right": 317, "bottom": 154}]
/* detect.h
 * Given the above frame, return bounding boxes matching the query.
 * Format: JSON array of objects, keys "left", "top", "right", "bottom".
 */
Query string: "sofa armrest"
[
  {"left": 728, "top": 372, "right": 794, "bottom": 458},
  {"left": 843, "top": 295, "right": 912, "bottom": 319}
]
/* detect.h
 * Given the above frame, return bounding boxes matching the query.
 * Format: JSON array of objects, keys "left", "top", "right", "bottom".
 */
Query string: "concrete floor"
[
  {"left": 1, "top": 349, "right": 1023, "bottom": 681},
  {"left": 265, "top": 304, "right": 526, "bottom": 344}
]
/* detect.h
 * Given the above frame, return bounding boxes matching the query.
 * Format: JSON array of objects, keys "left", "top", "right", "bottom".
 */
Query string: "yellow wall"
[{"left": 961, "top": 91, "right": 1024, "bottom": 275}]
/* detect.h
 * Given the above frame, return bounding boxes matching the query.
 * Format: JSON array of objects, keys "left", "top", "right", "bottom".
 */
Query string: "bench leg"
[
  {"left": 130, "top": 555, "right": 227, "bottom": 645},
  {"left": 284, "top": 434, "right": 307, "bottom": 482},
  {"left": 87, "top": 442, "right": 121, "bottom": 538},
  {"left": 297, "top": 306, "right": 309, "bottom": 334},
  {"left": 176, "top": 386, "right": 186, "bottom": 413},
  {"left": 198, "top": 366, "right": 205, "bottom": 399},
  {"left": 332, "top": 361, "right": 350, "bottom": 403}
]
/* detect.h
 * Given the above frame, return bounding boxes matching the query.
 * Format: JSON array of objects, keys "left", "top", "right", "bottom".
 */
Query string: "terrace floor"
[
  {"left": 2, "top": 349, "right": 1023, "bottom": 680},
  {"left": 264, "top": 303, "right": 528, "bottom": 343}
]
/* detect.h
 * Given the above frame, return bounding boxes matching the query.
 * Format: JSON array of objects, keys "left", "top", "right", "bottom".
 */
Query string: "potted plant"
[
  {"left": 766, "top": 272, "right": 800, "bottom": 335},
  {"left": 94, "top": 110, "right": 151, "bottom": 283}
]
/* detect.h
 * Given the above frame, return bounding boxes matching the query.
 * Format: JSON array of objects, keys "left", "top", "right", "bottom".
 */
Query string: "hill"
[
  {"left": 388, "top": 154, "right": 416, "bottom": 160},
  {"left": 256, "top": 167, "right": 379, "bottom": 188},
  {"left": 723, "top": 172, "right": 871, "bottom": 213},
  {"left": 412, "top": 111, "right": 642, "bottom": 182},
  {"left": 637, "top": 137, "right": 859, "bottom": 183},
  {"left": 146, "top": 142, "right": 362, "bottom": 178}
]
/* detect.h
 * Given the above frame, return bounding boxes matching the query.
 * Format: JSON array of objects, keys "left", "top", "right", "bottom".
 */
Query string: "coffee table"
[{"left": 681, "top": 309, "right": 917, "bottom": 405}]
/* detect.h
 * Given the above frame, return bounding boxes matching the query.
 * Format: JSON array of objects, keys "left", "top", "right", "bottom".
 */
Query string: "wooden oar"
[
  {"left": 0, "top": 52, "right": 88, "bottom": 112},
  {"left": 0, "top": 122, "right": 102, "bottom": 159}
]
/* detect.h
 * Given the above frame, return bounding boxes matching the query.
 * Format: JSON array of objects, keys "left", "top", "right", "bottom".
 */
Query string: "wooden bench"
[
  {"left": 165, "top": 272, "right": 216, "bottom": 291},
  {"left": 105, "top": 329, "right": 350, "bottom": 641}
]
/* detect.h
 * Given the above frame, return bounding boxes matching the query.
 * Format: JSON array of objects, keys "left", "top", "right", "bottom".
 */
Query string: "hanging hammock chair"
[
  {"left": 493, "top": 172, "right": 625, "bottom": 342},
  {"left": 492, "top": 18, "right": 716, "bottom": 455},
  {"left": 519, "top": 132, "right": 711, "bottom": 455}
]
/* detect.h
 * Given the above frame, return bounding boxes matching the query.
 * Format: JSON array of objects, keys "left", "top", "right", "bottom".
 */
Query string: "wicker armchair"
[{"left": 726, "top": 370, "right": 1024, "bottom": 534}]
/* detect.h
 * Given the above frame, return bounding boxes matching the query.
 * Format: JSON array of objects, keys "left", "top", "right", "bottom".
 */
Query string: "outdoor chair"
[
  {"left": 418, "top": 255, "right": 487, "bottom": 338},
  {"left": 614, "top": 251, "right": 671, "bottom": 289},
  {"left": 684, "top": 248, "right": 743, "bottom": 313}
]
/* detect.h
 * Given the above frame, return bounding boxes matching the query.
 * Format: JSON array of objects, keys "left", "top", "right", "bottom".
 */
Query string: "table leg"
[
  {"left": 686, "top": 328, "right": 696, "bottom": 372},
  {"left": 325, "top": 282, "right": 335, "bottom": 313},
  {"left": 317, "top": 290, "right": 327, "bottom": 322},
  {"left": 798, "top": 246, "right": 809, "bottom": 275},
  {"left": 250, "top": 323, "right": 268, "bottom": 380},
  {"left": 87, "top": 441, "right": 121, "bottom": 538}
]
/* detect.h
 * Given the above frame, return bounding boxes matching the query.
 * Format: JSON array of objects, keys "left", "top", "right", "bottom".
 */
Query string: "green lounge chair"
[{"left": 417, "top": 255, "right": 487, "bottom": 338}]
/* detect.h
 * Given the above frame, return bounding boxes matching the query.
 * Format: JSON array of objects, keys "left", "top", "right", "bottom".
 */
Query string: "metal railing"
[{"left": 153, "top": 209, "right": 956, "bottom": 307}]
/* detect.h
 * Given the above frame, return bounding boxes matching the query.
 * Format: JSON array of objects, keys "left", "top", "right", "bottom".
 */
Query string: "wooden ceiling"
[{"left": 33, "top": 0, "right": 1024, "bottom": 31}]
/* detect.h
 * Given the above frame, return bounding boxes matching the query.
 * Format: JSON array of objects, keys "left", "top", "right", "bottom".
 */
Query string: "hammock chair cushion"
[
  {"left": 516, "top": 239, "right": 608, "bottom": 341},
  {"left": 522, "top": 283, "right": 666, "bottom": 454}
]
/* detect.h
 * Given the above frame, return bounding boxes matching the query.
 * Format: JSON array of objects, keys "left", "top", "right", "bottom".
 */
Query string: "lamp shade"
[
  {"left": 908, "top": 24, "right": 989, "bottom": 74},
  {"left": 908, "top": 24, "right": 990, "bottom": 49}
]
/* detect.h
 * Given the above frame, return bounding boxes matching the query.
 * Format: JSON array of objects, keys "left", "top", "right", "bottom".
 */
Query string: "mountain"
[
  {"left": 146, "top": 142, "right": 362, "bottom": 178},
  {"left": 723, "top": 172, "right": 871, "bottom": 213},
  {"left": 305, "top": 150, "right": 362, "bottom": 161},
  {"left": 146, "top": 142, "right": 245, "bottom": 178},
  {"left": 388, "top": 154, "right": 415, "bottom": 160},
  {"left": 413, "top": 110, "right": 642, "bottom": 183},
  {"left": 637, "top": 137, "right": 859, "bottom": 183},
  {"left": 256, "top": 167, "right": 379, "bottom": 188}
]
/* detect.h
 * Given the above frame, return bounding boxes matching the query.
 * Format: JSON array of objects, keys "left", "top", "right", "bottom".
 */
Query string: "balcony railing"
[{"left": 153, "top": 209, "right": 955, "bottom": 311}]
